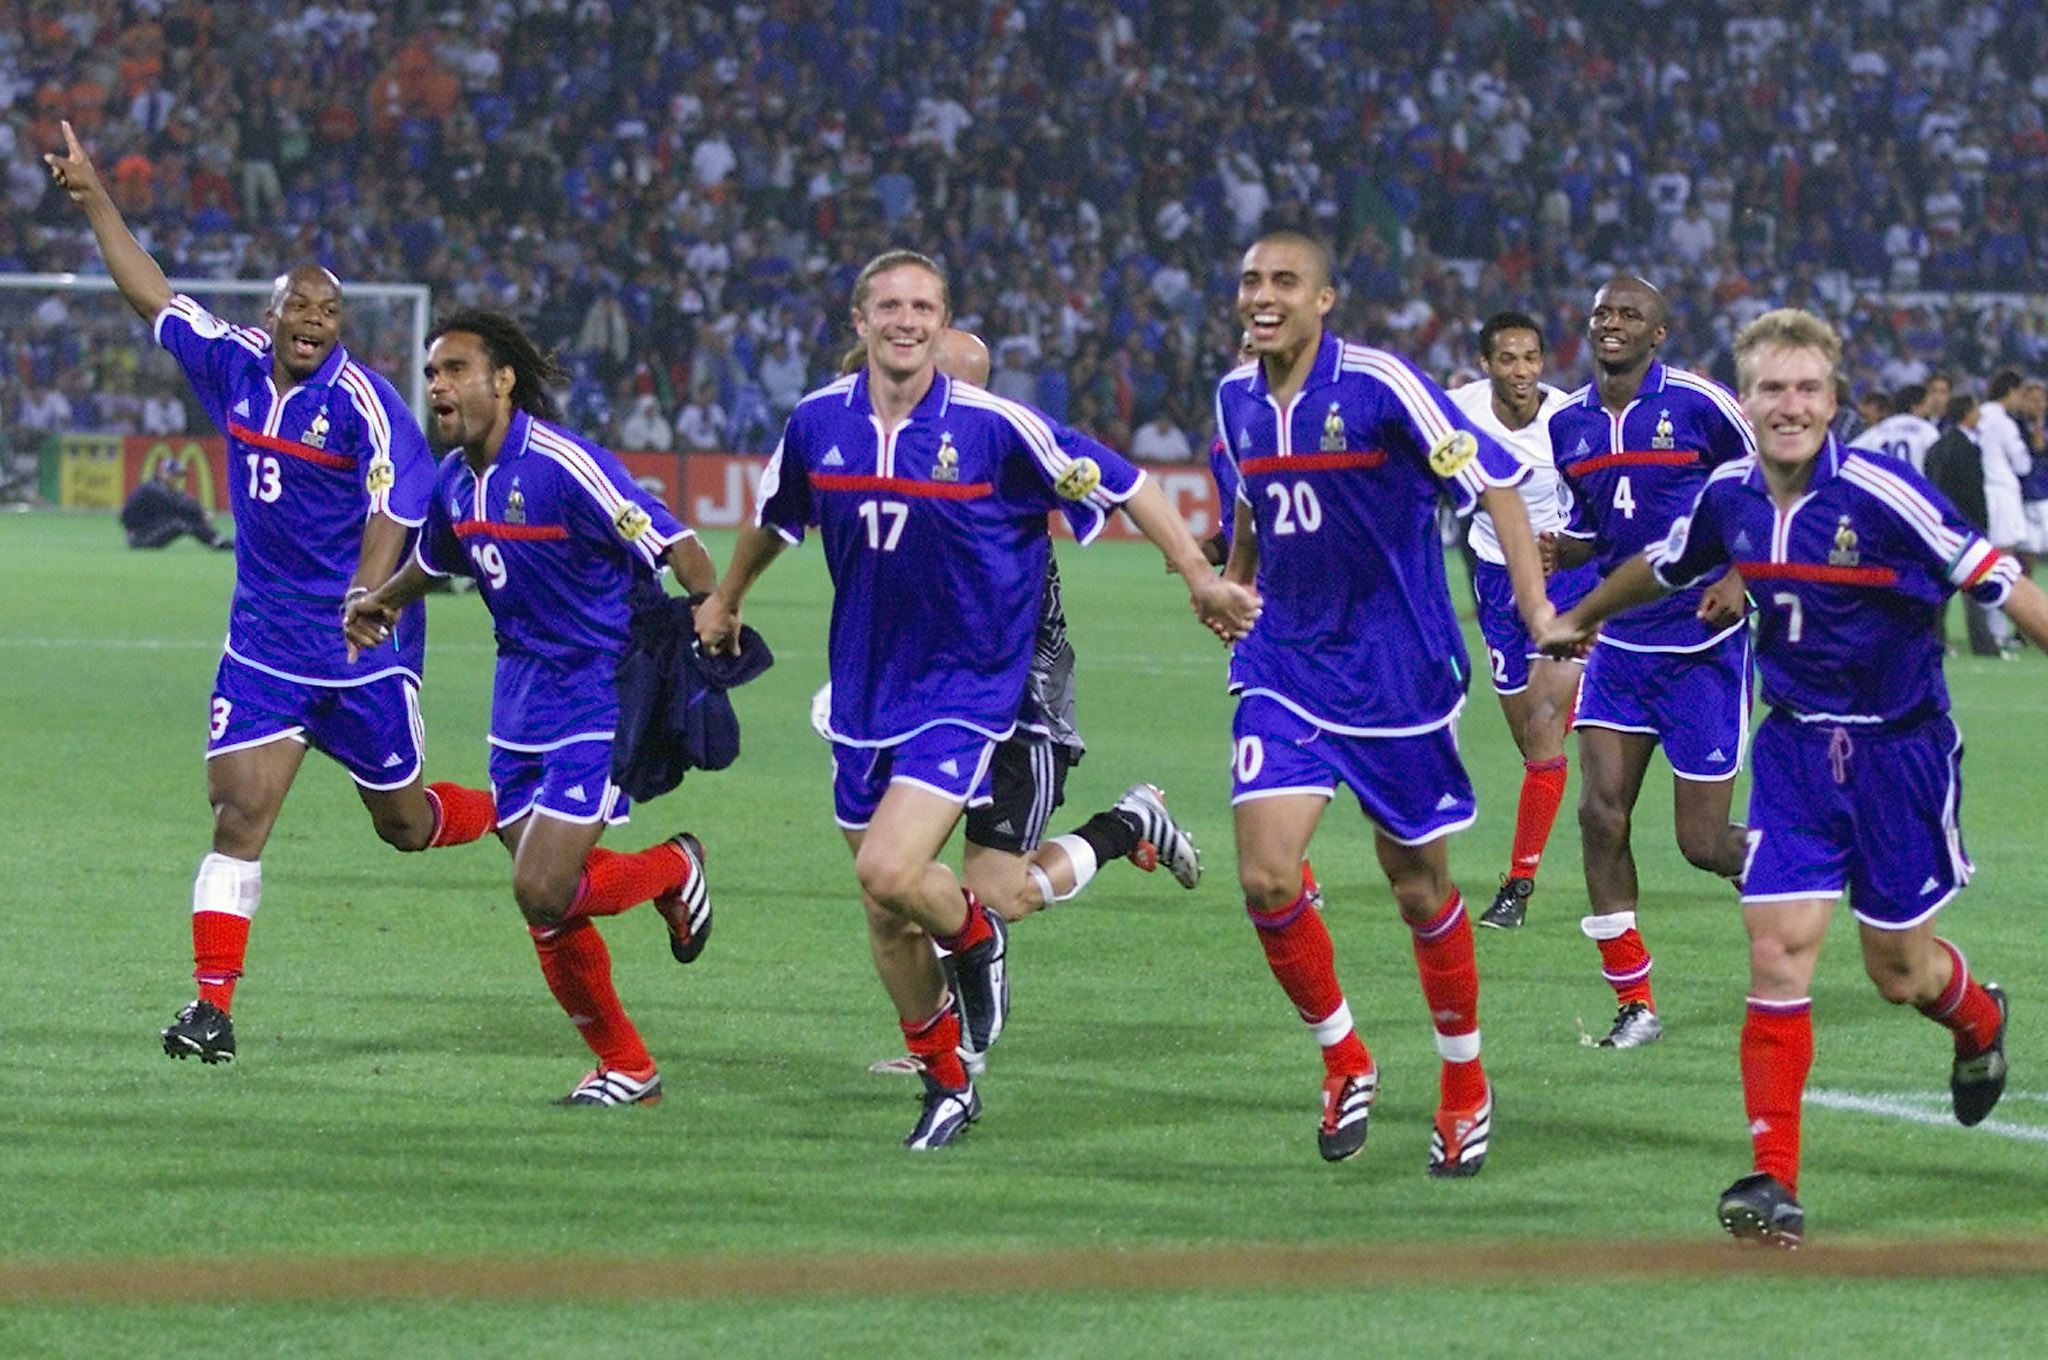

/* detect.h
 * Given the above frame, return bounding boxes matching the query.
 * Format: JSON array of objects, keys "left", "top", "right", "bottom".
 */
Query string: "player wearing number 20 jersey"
[{"left": 157, "top": 295, "right": 434, "bottom": 684}]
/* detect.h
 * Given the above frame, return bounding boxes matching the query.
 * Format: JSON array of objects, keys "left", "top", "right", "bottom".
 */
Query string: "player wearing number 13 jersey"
[
  {"left": 43, "top": 117, "right": 495, "bottom": 1068},
  {"left": 1545, "top": 275, "right": 1756, "bottom": 1051},
  {"left": 1216, "top": 231, "right": 1551, "bottom": 1176}
]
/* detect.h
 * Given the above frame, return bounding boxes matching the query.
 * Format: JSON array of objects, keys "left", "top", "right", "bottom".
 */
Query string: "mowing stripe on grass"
[
  {"left": 1807, "top": 1089, "right": 2048, "bottom": 1142},
  {"left": 5, "top": 1240, "right": 2048, "bottom": 1302}
]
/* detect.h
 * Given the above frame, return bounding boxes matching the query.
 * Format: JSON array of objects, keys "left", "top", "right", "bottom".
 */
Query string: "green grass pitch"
[{"left": 3, "top": 512, "right": 2046, "bottom": 1357}]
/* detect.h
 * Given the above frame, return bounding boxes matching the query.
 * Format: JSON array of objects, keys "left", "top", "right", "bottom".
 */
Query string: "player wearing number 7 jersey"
[
  {"left": 1217, "top": 231, "right": 1551, "bottom": 1174},
  {"left": 44, "top": 119, "right": 496, "bottom": 1067},
  {"left": 1547, "top": 275, "right": 1756, "bottom": 1052}
]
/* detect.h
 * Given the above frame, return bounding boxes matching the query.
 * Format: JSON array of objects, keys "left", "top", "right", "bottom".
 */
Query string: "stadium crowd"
[{"left": 5, "top": 0, "right": 2048, "bottom": 462}]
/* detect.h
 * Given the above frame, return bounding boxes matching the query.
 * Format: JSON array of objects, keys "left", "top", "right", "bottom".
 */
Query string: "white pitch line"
[{"left": 1807, "top": 1088, "right": 2048, "bottom": 1142}]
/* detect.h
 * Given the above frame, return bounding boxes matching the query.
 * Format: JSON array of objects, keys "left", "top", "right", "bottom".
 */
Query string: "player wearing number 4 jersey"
[
  {"left": 1548, "top": 275, "right": 1756, "bottom": 1051},
  {"left": 1541, "top": 307, "right": 2048, "bottom": 1245},
  {"left": 695, "top": 250, "right": 1258, "bottom": 1149},
  {"left": 346, "top": 310, "right": 720, "bottom": 1106},
  {"left": 45, "top": 119, "right": 495, "bottom": 1065},
  {"left": 1218, "top": 232, "right": 1552, "bottom": 1174}
]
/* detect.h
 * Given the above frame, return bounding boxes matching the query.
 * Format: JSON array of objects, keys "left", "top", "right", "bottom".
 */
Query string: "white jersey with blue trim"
[
  {"left": 415, "top": 409, "right": 689, "bottom": 749},
  {"left": 757, "top": 369, "right": 1139, "bottom": 747},
  {"left": 156, "top": 295, "right": 434, "bottom": 685},
  {"left": 1450, "top": 379, "right": 1575, "bottom": 564},
  {"left": 1849, "top": 412, "right": 1941, "bottom": 474},
  {"left": 1217, "top": 332, "right": 1528, "bottom": 735},
  {"left": 1649, "top": 437, "right": 2019, "bottom": 725}
]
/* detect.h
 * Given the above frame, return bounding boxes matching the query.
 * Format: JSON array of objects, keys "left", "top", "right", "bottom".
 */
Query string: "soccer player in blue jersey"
[
  {"left": 46, "top": 120, "right": 497, "bottom": 1065},
  {"left": 345, "top": 310, "right": 718, "bottom": 1106},
  {"left": 1217, "top": 232, "right": 1551, "bottom": 1174},
  {"left": 1449, "top": 313, "right": 1589, "bottom": 931},
  {"left": 1541, "top": 307, "right": 2046, "bottom": 1246},
  {"left": 695, "top": 251, "right": 1258, "bottom": 1148},
  {"left": 1547, "top": 275, "right": 1755, "bottom": 1049}
]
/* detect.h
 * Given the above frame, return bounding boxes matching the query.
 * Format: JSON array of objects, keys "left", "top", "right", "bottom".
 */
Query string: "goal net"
[{"left": 0, "top": 272, "right": 429, "bottom": 508}]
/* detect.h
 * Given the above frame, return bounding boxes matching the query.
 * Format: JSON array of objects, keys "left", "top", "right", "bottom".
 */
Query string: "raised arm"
[{"left": 43, "top": 121, "right": 174, "bottom": 322}]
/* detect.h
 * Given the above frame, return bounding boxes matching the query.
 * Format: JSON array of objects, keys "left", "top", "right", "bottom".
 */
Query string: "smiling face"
[
  {"left": 1587, "top": 278, "right": 1666, "bottom": 378},
  {"left": 422, "top": 330, "right": 513, "bottom": 458},
  {"left": 1237, "top": 236, "right": 1335, "bottom": 372},
  {"left": 1479, "top": 325, "right": 1544, "bottom": 423},
  {"left": 1740, "top": 343, "right": 1837, "bottom": 474},
  {"left": 265, "top": 267, "right": 343, "bottom": 382},
  {"left": 852, "top": 263, "right": 948, "bottom": 385}
]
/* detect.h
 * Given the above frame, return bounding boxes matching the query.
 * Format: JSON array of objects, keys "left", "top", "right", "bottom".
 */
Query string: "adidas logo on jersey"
[
  {"left": 993, "top": 818, "right": 1015, "bottom": 835},
  {"left": 1572, "top": 437, "right": 1590, "bottom": 456},
  {"left": 233, "top": 398, "right": 252, "bottom": 417},
  {"left": 1733, "top": 531, "right": 1752, "bottom": 552},
  {"left": 823, "top": 445, "right": 845, "bottom": 466},
  {"left": 382, "top": 753, "right": 404, "bottom": 768},
  {"left": 937, "top": 759, "right": 959, "bottom": 777},
  {"left": 1435, "top": 793, "right": 1459, "bottom": 811},
  {"left": 566, "top": 784, "right": 587, "bottom": 802},
  {"left": 1237, "top": 429, "right": 1251, "bottom": 450},
  {"left": 1921, "top": 876, "right": 1942, "bottom": 895},
  {"left": 1707, "top": 748, "right": 1727, "bottom": 763}
]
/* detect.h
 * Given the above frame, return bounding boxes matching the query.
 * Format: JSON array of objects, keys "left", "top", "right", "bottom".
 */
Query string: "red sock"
[
  {"left": 568, "top": 841, "right": 690, "bottom": 919},
  {"left": 1741, "top": 998, "right": 1813, "bottom": 1195},
  {"left": 902, "top": 1005, "right": 968, "bottom": 1088},
  {"left": 1411, "top": 891, "right": 1487, "bottom": 1109},
  {"left": 1919, "top": 938, "right": 2005, "bottom": 1054},
  {"left": 1583, "top": 913, "right": 1655, "bottom": 1007},
  {"left": 1509, "top": 756, "right": 1569, "bottom": 879},
  {"left": 531, "top": 919, "right": 652, "bottom": 1073},
  {"left": 425, "top": 782, "right": 495, "bottom": 847},
  {"left": 193, "top": 911, "right": 251, "bottom": 1012},
  {"left": 1249, "top": 889, "right": 1371, "bottom": 1076},
  {"left": 933, "top": 889, "right": 992, "bottom": 955}
]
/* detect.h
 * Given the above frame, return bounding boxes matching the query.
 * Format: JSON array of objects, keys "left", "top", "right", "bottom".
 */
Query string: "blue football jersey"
[
  {"left": 1649, "top": 438, "right": 2020, "bottom": 724},
  {"left": 758, "top": 370, "right": 1139, "bottom": 746},
  {"left": 1215, "top": 332, "right": 1527, "bottom": 734},
  {"left": 156, "top": 295, "right": 434, "bottom": 685},
  {"left": 416, "top": 409, "right": 690, "bottom": 748},
  {"left": 1551, "top": 361, "right": 1755, "bottom": 650}
]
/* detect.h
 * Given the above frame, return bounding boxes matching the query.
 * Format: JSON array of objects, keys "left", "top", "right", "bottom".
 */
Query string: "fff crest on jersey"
[
  {"left": 504, "top": 483, "right": 527, "bottom": 525},
  {"left": 1652, "top": 410, "right": 1675, "bottom": 450},
  {"left": 305, "top": 407, "right": 331, "bottom": 449},
  {"left": 932, "top": 431, "right": 960, "bottom": 482},
  {"left": 1828, "top": 515, "right": 1860, "bottom": 567},
  {"left": 1320, "top": 402, "right": 1346, "bottom": 451}
]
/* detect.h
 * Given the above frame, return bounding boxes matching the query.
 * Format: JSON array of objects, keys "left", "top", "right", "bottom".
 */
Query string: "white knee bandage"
[
  {"left": 1580, "top": 911, "right": 1638, "bottom": 942},
  {"left": 194, "top": 852, "right": 262, "bottom": 920}
]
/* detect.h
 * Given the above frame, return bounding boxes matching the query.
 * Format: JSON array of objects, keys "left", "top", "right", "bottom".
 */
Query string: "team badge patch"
[
  {"left": 613, "top": 503, "right": 652, "bottom": 542},
  {"left": 365, "top": 449, "right": 394, "bottom": 494},
  {"left": 933, "top": 431, "right": 960, "bottom": 483},
  {"left": 1428, "top": 428, "right": 1477, "bottom": 477},
  {"left": 505, "top": 484, "right": 527, "bottom": 525},
  {"left": 1320, "top": 402, "right": 1346, "bottom": 451},
  {"left": 1828, "top": 515, "right": 1860, "bottom": 567},
  {"left": 306, "top": 408, "right": 331, "bottom": 450},
  {"left": 1652, "top": 410, "right": 1675, "bottom": 450},
  {"left": 1054, "top": 457, "right": 1102, "bottom": 501}
]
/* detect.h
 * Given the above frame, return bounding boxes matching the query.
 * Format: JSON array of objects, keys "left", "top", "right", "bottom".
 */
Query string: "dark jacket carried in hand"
[{"left": 612, "top": 581, "right": 773, "bottom": 801}]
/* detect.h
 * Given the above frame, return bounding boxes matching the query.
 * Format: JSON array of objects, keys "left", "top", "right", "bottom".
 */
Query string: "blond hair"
[{"left": 1733, "top": 308, "right": 1842, "bottom": 394}]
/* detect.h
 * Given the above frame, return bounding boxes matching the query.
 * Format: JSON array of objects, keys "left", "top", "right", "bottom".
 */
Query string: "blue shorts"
[
  {"left": 490, "top": 737, "right": 630, "bottom": 827},
  {"left": 1231, "top": 693, "right": 1475, "bottom": 846},
  {"left": 209, "top": 655, "right": 423, "bottom": 790},
  {"left": 1576, "top": 629, "right": 1751, "bottom": 780},
  {"left": 1474, "top": 559, "right": 1597, "bottom": 694},
  {"left": 832, "top": 725, "right": 998, "bottom": 831},
  {"left": 1741, "top": 711, "right": 1971, "bottom": 929}
]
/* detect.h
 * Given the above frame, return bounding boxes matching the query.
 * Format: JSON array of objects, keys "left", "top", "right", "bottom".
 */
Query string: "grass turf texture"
[{"left": 3, "top": 512, "right": 2045, "bottom": 1355}]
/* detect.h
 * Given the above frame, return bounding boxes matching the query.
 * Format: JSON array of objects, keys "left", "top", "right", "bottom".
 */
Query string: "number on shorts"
[
  {"left": 1740, "top": 826, "right": 1763, "bottom": 888},
  {"left": 1771, "top": 590, "right": 1803, "bottom": 643},
  {"left": 857, "top": 499, "right": 909, "bottom": 551},
  {"left": 245, "top": 454, "right": 282, "bottom": 503},
  {"left": 210, "top": 696, "right": 232, "bottom": 741},
  {"left": 1612, "top": 474, "right": 1636, "bottom": 519},
  {"left": 1488, "top": 645, "right": 1509, "bottom": 684},
  {"left": 1233, "top": 734, "right": 1265, "bottom": 783},
  {"left": 1263, "top": 480, "right": 1323, "bottom": 534},
  {"left": 470, "top": 541, "right": 509, "bottom": 590}
]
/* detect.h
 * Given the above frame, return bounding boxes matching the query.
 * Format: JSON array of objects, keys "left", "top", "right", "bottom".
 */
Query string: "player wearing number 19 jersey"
[
  {"left": 1547, "top": 275, "right": 1755, "bottom": 1051},
  {"left": 1218, "top": 231, "right": 1551, "bottom": 1176},
  {"left": 43, "top": 117, "right": 495, "bottom": 1067}
]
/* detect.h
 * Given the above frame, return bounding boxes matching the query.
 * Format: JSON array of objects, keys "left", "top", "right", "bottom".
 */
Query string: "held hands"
[
  {"left": 342, "top": 590, "right": 396, "bottom": 663},
  {"left": 1534, "top": 610, "right": 1596, "bottom": 660},
  {"left": 1696, "top": 569, "right": 1749, "bottom": 629},
  {"left": 1537, "top": 531, "right": 1559, "bottom": 576},
  {"left": 1190, "top": 574, "right": 1261, "bottom": 643},
  {"left": 42, "top": 121, "right": 104, "bottom": 202},
  {"left": 694, "top": 592, "right": 742, "bottom": 656}
]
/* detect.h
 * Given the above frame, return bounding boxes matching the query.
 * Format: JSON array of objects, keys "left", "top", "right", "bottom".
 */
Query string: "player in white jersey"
[
  {"left": 1848, "top": 384, "right": 1941, "bottom": 473},
  {"left": 1449, "top": 312, "right": 1587, "bottom": 930}
]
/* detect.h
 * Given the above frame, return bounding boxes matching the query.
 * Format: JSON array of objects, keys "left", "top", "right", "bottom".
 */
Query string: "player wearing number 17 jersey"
[
  {"left": 44, "top": 119, "right": 495, "bottom": 1067},
  {"left": 1218, "top": 231, "right": 1551, "bottom": 1175},
  {"left": 1547, "top": 275, "right": 1756, "bottom": 1051}
]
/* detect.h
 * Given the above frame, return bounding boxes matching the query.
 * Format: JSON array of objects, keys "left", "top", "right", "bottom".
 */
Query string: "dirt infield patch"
[{"left": 7, "top": 1239, "right": 2048, "bottom": 1302}]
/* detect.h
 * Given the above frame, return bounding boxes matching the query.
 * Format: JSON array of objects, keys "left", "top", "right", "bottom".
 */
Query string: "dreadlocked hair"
[{"left": 429, "top": 308, "right": 568, "bottom": 420}]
